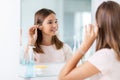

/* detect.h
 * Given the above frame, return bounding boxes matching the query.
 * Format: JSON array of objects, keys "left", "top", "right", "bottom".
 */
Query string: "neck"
[{"left": 41, "top": 35, "right": 53, "bottom": 46}]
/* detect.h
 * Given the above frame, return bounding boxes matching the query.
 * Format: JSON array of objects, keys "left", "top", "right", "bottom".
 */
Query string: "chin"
[
  {"left": 51, "top": 34, "right": 56, "bottom": 36},
  {"left": 51, "top": 33, "right": 56, "bottom": 36},
  {"left": 51, "top": 32, "right": 57, "bottom": 35}
]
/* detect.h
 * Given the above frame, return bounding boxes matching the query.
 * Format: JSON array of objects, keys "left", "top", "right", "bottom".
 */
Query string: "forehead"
[{"left": 44, "top": 13, "right": 57, "bottom": 21}]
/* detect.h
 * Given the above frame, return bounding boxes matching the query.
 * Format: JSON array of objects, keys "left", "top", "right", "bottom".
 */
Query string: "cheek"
[
  {"left": 56, "top": 25, "right": 58, "bottom": 29},
  {"left": 42, "top": 27, "right": 50, "bottom": 32},
  {"left": 57, "top": 24, "right": 58, "bottom": 28}
]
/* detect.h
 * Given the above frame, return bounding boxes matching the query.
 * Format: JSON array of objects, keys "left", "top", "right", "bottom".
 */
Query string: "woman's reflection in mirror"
[{"left": 25, "top": 8, "right": 72, "bottom": 64}]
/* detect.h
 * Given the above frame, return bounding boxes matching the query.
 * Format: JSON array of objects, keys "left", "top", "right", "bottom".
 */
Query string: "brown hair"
[
  {"left": 96, "top": 1, "right": 120, "bottom": 60},
  {"left": 33, "top": 8, "right": 63, "bottom": 53}
]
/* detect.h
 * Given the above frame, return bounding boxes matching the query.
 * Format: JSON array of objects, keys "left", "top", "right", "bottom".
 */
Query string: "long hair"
[
  {"left": 33, "top": 8, "right": 63, "bottom": 53},
  {"left": 96, "top": 1, "right": 120, "bottom": 60}
]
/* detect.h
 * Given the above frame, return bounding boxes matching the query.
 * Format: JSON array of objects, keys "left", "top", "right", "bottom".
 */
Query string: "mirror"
[
  {"left": 20, "top": 0, "right": 91, "bottom": 78},
  {"left": 21, "top": 0, "right": 91, "bottom": 49},
  {"left": 21, "top": 0, "right": 92, "bottom": 62}
]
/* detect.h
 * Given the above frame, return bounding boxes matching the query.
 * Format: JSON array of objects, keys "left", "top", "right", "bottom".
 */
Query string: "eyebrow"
[{"left": 48, "top": 19, "right": 58, "bottom": 21}]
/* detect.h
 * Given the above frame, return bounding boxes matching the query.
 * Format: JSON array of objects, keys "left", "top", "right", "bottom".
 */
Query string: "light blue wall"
[{"left": 63, "top": 0, "right": 91, "bottom": 48}]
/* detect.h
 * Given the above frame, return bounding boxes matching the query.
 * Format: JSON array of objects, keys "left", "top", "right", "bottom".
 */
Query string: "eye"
[
  {"left": 55, "top": 21, "right": 58, "bottom": 23},
  {"left": 48, "top": 21, "right": 52, "bottom": 24}
]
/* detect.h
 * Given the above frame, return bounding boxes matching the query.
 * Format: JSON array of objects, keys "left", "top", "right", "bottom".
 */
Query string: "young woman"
[
  {"left": 59, "top": 1, "right": 120, "bottom": 80},
  {"left": 26, "top": 8, "right": 72, "bottom": 64}
]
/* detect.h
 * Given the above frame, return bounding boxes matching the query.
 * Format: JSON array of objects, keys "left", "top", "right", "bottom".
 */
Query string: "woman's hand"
[
  {"left": 82, "top": 24, "right": 98, "bottom": 49},
  {"left": 28, "top": 25, "right": 38, "bottom": 45}
]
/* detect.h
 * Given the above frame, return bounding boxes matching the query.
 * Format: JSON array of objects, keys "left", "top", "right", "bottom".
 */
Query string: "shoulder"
[
  {"left": 88, "top": 48, "right": 115, "bottom": 71},
  {"left": 63, "top": 43, "right": 72, "bottom": 50},
  {"left": 62, "top": 43, "right": 73, "bottom": 60},
  {"left": 89, "top": 48, "right": 115, "bottom": 61},
  {"left": 93, "top": 48, "right": 114, "bottom": 57},
  {"left": 62, "top": 43, "right": 73, "bottom": 53},
  {"left": 96, "top": 48, "right": 113, "bottom": 53},
  {"left": 63, "top": 43, "right": 71, "bottom": 47}
]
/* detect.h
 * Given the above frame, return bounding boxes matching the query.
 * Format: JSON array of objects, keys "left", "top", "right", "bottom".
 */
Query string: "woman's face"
[{"left": 40, "top": 13, "right": 58, "bottom": 36}]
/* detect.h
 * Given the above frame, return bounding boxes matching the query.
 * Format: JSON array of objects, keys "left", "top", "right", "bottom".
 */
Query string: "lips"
[{"left": 51, "top": 28, "right": 57, "bottom": 32}]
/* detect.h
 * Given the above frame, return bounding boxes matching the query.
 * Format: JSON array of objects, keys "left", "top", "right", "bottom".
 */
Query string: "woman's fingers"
[
  {"left": 93, "top": 24, "right": 98, "bottom": 37},
  {"left": 85, "top": 24, "right": 93, "bottom": 36},
  {"left": 28, "top": 25, "right": 38, "bottom": 45},
  {"left": 83, "top": 24, "right": 98, "bottom": 44},
  {"left": 34, "top": 27, "right": 38, "bottom": 39},
  {"left": 29, "top": 25, "right": 38, "bottom": 35},
  {"left": 86, "top": 24, "right": 98, "bottom": 37}
]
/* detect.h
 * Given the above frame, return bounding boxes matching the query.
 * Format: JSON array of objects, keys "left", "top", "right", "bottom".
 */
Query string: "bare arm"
[{"left": 59, "top": 24, "right": 99, "bottom": 80}]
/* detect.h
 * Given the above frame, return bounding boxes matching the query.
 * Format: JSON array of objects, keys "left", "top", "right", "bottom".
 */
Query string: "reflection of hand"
[
  {"left": 28, "top": 25, "right": 38, "bottom": 45},
  {"left": 83, "top": 24, "right": 98, "bottom": 48}
]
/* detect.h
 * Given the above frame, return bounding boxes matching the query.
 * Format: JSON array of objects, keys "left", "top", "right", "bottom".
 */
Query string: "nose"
[{"left": 53, "top": 23, "right": 58, "bottom": 28}]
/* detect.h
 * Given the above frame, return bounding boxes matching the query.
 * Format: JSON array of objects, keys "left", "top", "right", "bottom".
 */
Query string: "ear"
[{"left": 38, "top": 25, "right": 42, "bottom": 30}]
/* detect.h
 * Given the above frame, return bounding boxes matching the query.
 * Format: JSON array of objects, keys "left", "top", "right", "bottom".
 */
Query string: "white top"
[
  {"left": 88, "top": 48, "right": 120, "bottom": 80},
  {"left": 33, "top": 44, "right": 72, "bottom": 64}
]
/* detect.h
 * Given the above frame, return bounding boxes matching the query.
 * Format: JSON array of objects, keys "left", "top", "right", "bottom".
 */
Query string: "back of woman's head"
[
  {"left": 96, "top": 1, "right": 120, "bottom": 59},
  {"left": 33, "top": 8, "right": 63, "bottom": 53}
]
